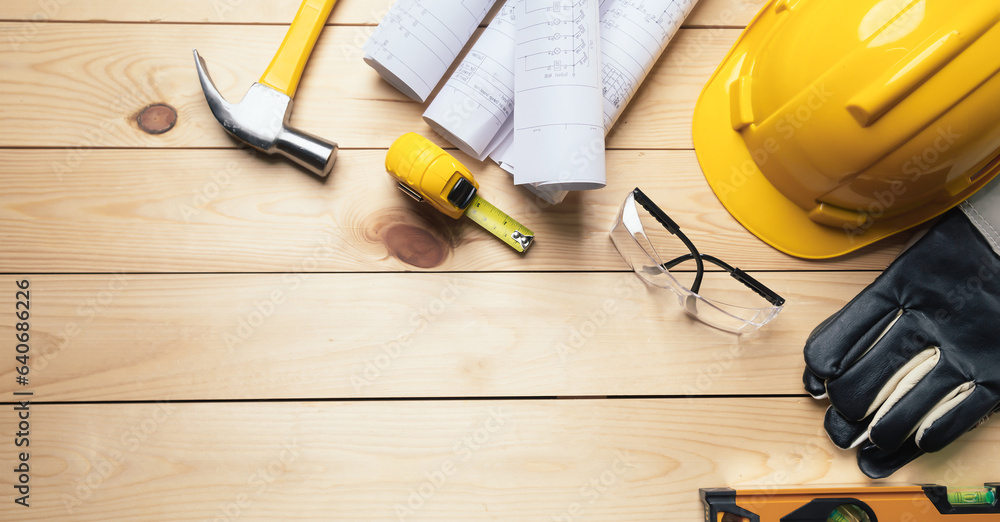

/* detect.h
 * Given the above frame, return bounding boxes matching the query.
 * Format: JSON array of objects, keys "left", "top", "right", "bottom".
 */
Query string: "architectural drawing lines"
[{"left": 363, "top": 0, "right": 496, "bottom": 103}]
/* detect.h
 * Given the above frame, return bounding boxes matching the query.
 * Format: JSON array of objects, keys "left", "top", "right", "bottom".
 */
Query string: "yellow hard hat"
[{"left": 693, "top": 0, "right": 1000, "bottom": 259}]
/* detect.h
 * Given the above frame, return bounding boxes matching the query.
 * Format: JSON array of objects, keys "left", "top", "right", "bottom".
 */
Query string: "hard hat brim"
[
  {"left": 693, "top": 0, "right": 1000, "bottom": 259},
  {"left": 694, "top": 50, "right": 925, "bottom": 260}
]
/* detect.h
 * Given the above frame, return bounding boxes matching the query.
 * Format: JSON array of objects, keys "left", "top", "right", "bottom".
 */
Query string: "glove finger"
[
  {"left": 914, "top": 386, "right": 1000, "bottom": 453},
  {"left": 804, "top": 302, "right": 901, "bottom": 380},
  {"left": 824, "top": 312, "right": 933, "bottom": 420},
  {"left": 856, "top": 437, "right": 923, "bottom": 479},
  {"left": 867, "top": 359, "right": 968, "bottom": 451},
  {"left": 824, "top": 406, "right": 870, "bottom": 449},
  {"left": 803, "top": 367, "right": 826, "bottom": 398}
]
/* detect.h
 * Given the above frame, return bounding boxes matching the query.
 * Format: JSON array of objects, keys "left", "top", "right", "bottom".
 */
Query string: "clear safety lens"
[{"left": 610, "top": 192, "right": 783, "bottom": 333}]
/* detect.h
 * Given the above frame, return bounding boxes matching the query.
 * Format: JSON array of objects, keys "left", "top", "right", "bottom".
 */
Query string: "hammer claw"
[
  {"left": 193, "top": 49, "right": 235, "bottom": 125},
  {"left": 192, "top": 48, "right": 338, "bottom": 178}
]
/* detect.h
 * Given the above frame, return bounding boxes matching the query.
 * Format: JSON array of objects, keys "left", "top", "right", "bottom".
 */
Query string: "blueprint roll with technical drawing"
[
  {"left": 363, "top": 0, "right": 497, "bottom": 103},
  {"left": 512, "top": 0, "right": 606, "bottom": 191},
  {"left": 423, "top": 1, "right": 516, "bottom": 161},
  {"left": 598, "top": 0, "right": 699, "bottom": 130},
  {"left": 370, "top": 0, "right": 699, "bottom": 202},
  {"left": 424, "top": 0, "right": 700, "bottom": 199}
]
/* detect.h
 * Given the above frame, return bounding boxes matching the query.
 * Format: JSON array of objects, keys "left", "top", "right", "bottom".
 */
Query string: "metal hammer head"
[{"left": 193, "top": 49, "right": 337, "bottom": 177}]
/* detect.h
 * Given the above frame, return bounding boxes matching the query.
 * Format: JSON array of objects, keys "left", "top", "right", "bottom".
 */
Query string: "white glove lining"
[{"left": 914, "top": 381, "right": 977, "bottom": 447}]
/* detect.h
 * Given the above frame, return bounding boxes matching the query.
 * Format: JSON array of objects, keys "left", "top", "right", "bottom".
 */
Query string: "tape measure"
[
  {"left": 385, "top": 133, "right": 534, "bottom": 253},
  {"left": 701, "top": 483, "right": 1000, "bottom": 521}
]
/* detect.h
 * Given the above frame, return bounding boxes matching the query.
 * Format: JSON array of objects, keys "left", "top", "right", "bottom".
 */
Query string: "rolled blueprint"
[
  {"left": 394, "top": 0, "right": 699, "bottom": 202},
  {"left": 509, "top": 0, "right": 700, "bottom": 193},
  {"left": 423, "top": 1, "right": 516, "bottom": 161},
  {"left": 363, "top": 0, "right": 497, "bottom": 103},
  {"left": 597, "top": 0, "right": 699, "bottom": 130},
  {"left": 512, "top": 0, "right": 606, "bottom": 191},
  {"left": 425, "top": 0, "right": 700, "bottom": 202}
]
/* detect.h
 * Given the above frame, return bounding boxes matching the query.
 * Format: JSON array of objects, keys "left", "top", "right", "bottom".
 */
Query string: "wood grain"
[
  {"left": 0, "top": 22, "right": 736, "bottom": 149},
  {"left": 0, "top": 272, "right": 875, "bottom": 401},
  {"left": 1, "top": 399, "right": 996, "bottom": 520},
  {"left": 1, "top": 1, "right": 970, "bottom": 520},
  {"left": 0, "top": 0, "right": 766, "bottom": 26},
  {"left": 0, "top": 149, "right": 906, "bottom": 273}
]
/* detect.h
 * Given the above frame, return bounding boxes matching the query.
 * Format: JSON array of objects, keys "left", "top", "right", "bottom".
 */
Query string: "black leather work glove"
[{"left": 803, "top": 208, "right": 1000, "bottom": 479}]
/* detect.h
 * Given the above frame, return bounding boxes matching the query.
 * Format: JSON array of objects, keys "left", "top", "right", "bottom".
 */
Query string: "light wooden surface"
[
  {"left": 2, "top": 400, "right": 999, "bottom": 521},
  {"left": 1, "top": 0, "right": 997, "bottom": 519}
]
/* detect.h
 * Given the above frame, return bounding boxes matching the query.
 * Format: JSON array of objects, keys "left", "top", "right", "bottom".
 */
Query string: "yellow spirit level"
[
  {"left": 385, "top": 133, "right": 534, "bottom": 253},
  {"left": 701, "top": 484, "right": 999, "bottom": 521}
]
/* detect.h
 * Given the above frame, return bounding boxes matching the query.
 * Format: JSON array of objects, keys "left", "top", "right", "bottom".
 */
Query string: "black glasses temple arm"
[
  {"left": 631, "top": 188, "right": 707, "bottom": 293},
  {"left": 662, "top": 253, "right": 786, "bottom": 307},
  {"left": 631, "top": 188, "right": 680, "bottom": 233},
  {"left": 730, "top": 268, "right": 786, "bottom": 307}
]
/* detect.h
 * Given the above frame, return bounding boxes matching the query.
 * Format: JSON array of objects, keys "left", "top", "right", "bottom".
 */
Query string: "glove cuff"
[{"left": 961, "top": 178, "right": 1000, "bottom": 257}]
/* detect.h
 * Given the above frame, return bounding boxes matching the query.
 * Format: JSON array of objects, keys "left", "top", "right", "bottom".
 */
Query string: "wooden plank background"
[{"left": 1, "top": 0, "right": 997, "bottom": 519}]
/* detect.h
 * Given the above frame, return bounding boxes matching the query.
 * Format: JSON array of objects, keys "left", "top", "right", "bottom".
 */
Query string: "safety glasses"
[{"left": 610, "top": 188, "right": 785, "bottom": 333}]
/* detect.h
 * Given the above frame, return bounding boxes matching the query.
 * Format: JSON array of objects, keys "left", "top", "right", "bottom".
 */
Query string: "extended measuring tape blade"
[{"left": 464, "top": 195, "right": 534, "bottom": 253}]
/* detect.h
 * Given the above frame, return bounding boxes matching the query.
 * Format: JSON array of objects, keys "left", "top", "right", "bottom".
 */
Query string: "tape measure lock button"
[{"left": 447, "top": 176, "right": 477, "bottom": 210}]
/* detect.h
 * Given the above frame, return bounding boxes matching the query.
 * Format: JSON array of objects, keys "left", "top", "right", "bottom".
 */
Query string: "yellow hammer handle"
[{"left": 259, "top": 0, "right": 337, "bottom": 97}]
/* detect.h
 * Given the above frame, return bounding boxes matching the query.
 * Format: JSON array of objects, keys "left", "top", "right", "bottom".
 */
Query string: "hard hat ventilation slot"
[{"left": 971, "top": 151, "right": 1000, "bottom": 184}]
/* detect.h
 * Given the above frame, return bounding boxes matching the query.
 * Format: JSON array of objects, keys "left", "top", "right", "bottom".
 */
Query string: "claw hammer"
[{"left": 194, "top": 0, "right": 339, "bottom": 177}]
